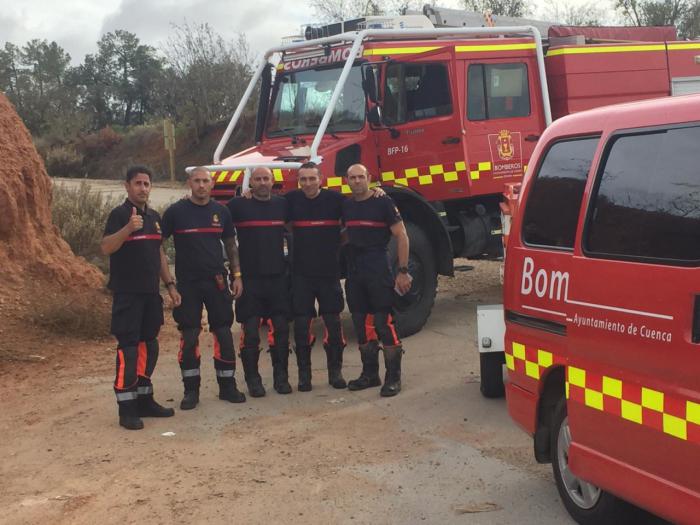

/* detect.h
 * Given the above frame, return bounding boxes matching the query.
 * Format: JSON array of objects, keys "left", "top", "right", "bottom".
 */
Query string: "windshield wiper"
[{"left": 270, "top": 127, "right": 306, "bottom": 144}]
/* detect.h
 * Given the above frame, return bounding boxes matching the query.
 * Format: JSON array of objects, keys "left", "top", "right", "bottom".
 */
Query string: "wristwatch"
[
  {"left": 166, "top": 281, "right": 176, "bottom": 288},
  {"left": 397, "top": 266, "right": 409, "bottom": 274}
]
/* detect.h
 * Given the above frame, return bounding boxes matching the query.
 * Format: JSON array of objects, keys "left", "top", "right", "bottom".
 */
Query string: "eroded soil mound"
[{"left": 0, "top": 93, "right": 106, "bottom": 360}]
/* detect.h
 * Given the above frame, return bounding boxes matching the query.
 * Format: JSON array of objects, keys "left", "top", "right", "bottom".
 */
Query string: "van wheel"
[
  {"left": 479, "top": 352, "right": 505, "bottom": 398},
  {"left": 551, "top": 399, "right": 634, "bottom": 524},
  {"left": 389, "top": 222, "right": 437, "bottom": 338}
]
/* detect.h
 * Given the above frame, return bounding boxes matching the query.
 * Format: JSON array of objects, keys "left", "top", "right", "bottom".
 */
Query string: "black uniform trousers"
[
  {"left": 173, "top": 277, "right": 235, "bottom": 391},
  {"left": 345, "top": 249, "right": 401, "bottom": 347},
  {"left": 236, "top": 275, "right": 290, "bottom": 352},
  {"left": 292, "top": 274, "right": 345, "bottom": 352},
  {"left": 111, "top": 293, "right": 164, "bottom": 404}
]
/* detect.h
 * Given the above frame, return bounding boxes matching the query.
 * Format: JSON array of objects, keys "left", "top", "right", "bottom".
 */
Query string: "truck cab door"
[
  {"left": 373, "top": 47, "right": 466, "bottom": 201},
  {"left": 462, "top": 53, "right": 546, "bottom": 197}
]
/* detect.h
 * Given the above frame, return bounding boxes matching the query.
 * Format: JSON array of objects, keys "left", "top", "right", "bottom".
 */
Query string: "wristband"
[
  {"left": 233, "top": 272, "right": 242, "bottom": 278},
  {"left": 397, "top": 266, "right": 409, "bottom": 274},
  {"left": 166, "top": 281, "right": 176, "bottom": 288}
]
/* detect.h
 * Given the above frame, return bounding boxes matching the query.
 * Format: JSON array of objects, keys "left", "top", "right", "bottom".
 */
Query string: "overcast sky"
[{"left": 1, "top": 0, "right": 615, "bottom": 64}]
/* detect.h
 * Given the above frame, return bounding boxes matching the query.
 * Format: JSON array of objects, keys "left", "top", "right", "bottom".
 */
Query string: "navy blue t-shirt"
[
  {"left": 227, "top": 195, "right": 287, "bottom": 277},
  {"left": 342, "top": 195, "right": 402, "bottom": 250},
  {"left": 104, "top": 199, "right": 162, "bottom": 294},
  {"left": 161, "top": 198, "right": 235, "bottom": 282},
  {"left": 286, "top": 189, "right": 344, "bottom": 277}
]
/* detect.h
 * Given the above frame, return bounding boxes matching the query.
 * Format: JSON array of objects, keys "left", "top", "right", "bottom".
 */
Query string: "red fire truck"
[
  {"left": 197, "top": 6, "right": 700, "bottom": 337},
  {"left": 502, "top": 94, "right": 700, "bottom": 525}
]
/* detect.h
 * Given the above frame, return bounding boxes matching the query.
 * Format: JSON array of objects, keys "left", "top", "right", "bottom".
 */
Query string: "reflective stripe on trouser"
[
  {"left": 179, "top": 328, "right": 201, "bottom": 390},
  {"left": 212, "top": 327, "right": 236, "bottom": 379},
  {"left": 114, "top": 346, "right": 138, "bottom": 404},
  {"left": 136, "top": 339, "right": 159, "bottom": 395}
]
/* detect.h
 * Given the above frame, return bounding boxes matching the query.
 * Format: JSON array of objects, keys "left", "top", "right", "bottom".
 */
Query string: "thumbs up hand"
[{"left": 127, "top": 207, "right": 144, "bottom": 233}]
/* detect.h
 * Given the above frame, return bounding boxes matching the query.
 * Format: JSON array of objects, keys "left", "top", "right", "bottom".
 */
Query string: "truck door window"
[
  {"left": 585, "top": 124, "right": 700, "bottom": 264},
  {"left": 522, "top": 136, "right": 599, "bottom": 249},
  {"left": 383, "top": 63, "right": 452, "bottom": 125},
  {"left": 467, "top": 63, "right": 530, "bottom": 120}
]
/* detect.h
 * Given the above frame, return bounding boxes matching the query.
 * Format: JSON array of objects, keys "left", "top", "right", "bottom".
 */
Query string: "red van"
[{"left": 503, "top": 94, "right": 700, "bottom": 524}]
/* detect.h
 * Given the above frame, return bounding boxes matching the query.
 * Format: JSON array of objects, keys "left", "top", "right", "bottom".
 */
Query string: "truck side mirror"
[
  {"left": 367, "top": 105, "right": 382, "bottom": 126},
  {"left": 362, "top": 65, "right": 379, "bottom": 104}
]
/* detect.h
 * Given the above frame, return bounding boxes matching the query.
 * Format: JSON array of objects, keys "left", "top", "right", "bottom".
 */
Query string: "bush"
[
  {"left": 29, "top": 290, "right": 111, "bottom": 339},
  {"left": 44, "top": 145, "right": 85, "bottom": 178},
  {"left": 80, "top": 126, "right": 122, "bottom": 161},
  {"left": 52, "top": 181, "right": 118, "bottom": 273}
]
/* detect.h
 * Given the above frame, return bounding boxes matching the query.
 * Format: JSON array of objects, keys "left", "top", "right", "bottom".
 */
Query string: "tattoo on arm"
[{"left": 224, "top": 238, "right": 240, "bottom": 272}]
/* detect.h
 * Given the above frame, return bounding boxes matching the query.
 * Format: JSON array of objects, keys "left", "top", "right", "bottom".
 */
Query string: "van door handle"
[
  {"left": 525, "top": 134, "right": 540, "bottom": 142},
  {"left": 442, "top": 136, "right": 461, "bottom": 144}
]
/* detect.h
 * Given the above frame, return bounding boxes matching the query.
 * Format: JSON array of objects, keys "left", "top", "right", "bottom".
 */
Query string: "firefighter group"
[{"left": 101, "top": 163, "right": 412, "bottom": 430}]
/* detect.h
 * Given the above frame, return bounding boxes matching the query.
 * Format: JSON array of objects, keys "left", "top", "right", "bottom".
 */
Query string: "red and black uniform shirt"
[
  {"left": 286, "top": 188, "right": 344, "bottom": 278},
  {"left": 161, "top": 199, "right": 234, "bottom": 282},
  {"left": 342, "top": 195, "right": 402, "bottom": 249},
  {"left": 104, "top": 199, "right": 163, "bottom": 294},
  {"left": 227, "top": 195, "right": 287, "bottom": 277}
]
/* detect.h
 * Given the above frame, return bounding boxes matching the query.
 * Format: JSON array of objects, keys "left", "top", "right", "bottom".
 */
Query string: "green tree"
[{"left": 462, "top": 0, "right": 528, "bottom": 17}]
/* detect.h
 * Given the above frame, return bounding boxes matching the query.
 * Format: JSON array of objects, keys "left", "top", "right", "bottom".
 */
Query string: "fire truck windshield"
[{"left": 267, "top": 65, "right": 365, "bottom": 137}]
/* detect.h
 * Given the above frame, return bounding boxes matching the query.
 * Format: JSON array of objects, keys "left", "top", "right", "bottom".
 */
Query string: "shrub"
[
  {"left": 51, "top": 181, "right": 117, "bottom": 273},
  {"left": 80, "top": 126, "right": 122, "bottom": 161},
  {"left": 44, "top": 145, "right": 85, "bottom": 178},
  {"left": 29, "top": 290, "right": 111, "bottom": 339}
]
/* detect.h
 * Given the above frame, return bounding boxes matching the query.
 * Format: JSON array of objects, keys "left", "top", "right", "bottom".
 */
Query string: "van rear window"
[
  {"left": 522, "top": 137, "right": 599, "bottom": 249},
  {"left": 585, "top": 125, "right": 700, "bottom": 264}
]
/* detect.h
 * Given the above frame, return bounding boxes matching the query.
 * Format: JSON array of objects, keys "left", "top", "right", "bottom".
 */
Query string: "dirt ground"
[{"left": 0, "top": 260, "right": 586, "bottom": 525}]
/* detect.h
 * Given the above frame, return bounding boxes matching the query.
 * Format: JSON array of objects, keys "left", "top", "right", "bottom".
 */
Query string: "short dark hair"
[
  {"left": 126, "top": 165, "right": 153, "bottom": 183},
  {"left": 298, "top": 161, "right": 321, "bottom": 175}
]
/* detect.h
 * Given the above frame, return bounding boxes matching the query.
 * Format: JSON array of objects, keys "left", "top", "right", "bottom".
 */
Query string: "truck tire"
[
  {"left": 551, "top": 399, "right": 636, "bottom": 525},
  {"left": 479, "top": 351, "right": 505, "bottom": 398},
  {"left": 388, "top": 222, "right": 437, "bottom": 338}
]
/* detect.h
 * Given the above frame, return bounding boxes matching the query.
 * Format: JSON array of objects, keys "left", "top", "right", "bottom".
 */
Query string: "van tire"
[
  {"left": 389, "top": 222, "right": 437, "bottom": 338},
  {"left": 479, "top": 351, "right": 505, "bottom": 398},
  {"left": 551, "top": 399, "right": 636, "bottom": 524}
]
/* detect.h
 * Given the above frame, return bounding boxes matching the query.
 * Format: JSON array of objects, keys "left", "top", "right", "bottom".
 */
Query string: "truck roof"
[{"left": 539, "top": 93, "right": 700, "bottom": 141}]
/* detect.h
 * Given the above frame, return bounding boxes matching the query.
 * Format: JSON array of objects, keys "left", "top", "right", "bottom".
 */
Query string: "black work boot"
[
  {"left": 271, "top": 346, "right": 293, "bottom": 394},
  {"left": 296, "top": 346, "right": 312, "bottom": 392},
  {"left": 240, "top": 347, "right": 266, "bottom": 398},
  {"left": 347, "top": 341, "right": 381, "bottom": 391},
  {"left": 180, "top": 389, "right": 199, "bottom": 410},
  {"left": 324, "top": 344, "right": 347, "bottom": 389},
  {"left": 119, "top": 400, "right": 144, "bottom": 430},
  {"left": 218, "top": 377, "right": 247, "bottom": 403},
  {"left": 380, "top": 345, "right": 404, "bottom": 397},
  {"left": 138, "top": 394, "right": 175, "bottom": 417}
]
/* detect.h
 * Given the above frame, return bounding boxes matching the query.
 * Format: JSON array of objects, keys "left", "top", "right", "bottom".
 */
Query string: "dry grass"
[{"left": 28, "top": 290, "right": 111, "bottom": 339}]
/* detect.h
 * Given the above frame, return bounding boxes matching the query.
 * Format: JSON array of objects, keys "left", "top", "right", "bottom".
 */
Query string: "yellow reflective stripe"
[
  {"left": 547, "top": 44, "right": 665, "bottom": 57},
  {"left": 668, "top": 42, "right": 700, "bottom": 50},
  {"left": 216, "top": 171, "right": 228, "bottom": 183},
  {"left": 363, "top": 46, "right": 440, "bottom": 56},
  {"left": 602, "top": 376, "right": 623, "bottom": 399},
  {"left": 663, "top": 414, "right": 687, "bottom": 440},
  {"left": 455, "top": 43, "right": 536, "bottom": 52}
]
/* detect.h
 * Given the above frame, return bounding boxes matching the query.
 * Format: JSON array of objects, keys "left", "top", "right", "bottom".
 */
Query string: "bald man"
[
  {"left": 226, "top": 167, "right": 292, "bottom": 396},
  {"left": 343, "top": 163, "right": 411, "bottom": 397}
]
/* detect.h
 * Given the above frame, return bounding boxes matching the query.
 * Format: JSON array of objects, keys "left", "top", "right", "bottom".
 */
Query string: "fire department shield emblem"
[
  {"left": 497, "top": 130, "right": 514, "bottom": 160},
  {"left": 212, "top": 213, "right": 220, "bottom": 225}
]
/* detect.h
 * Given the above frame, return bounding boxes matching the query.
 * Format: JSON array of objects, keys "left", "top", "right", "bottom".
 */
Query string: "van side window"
[
  {"left": 522, "top": 137, "right": 599, "bottom": 249},
  {"left": 383, "top": 63, "right": 452, "bottom": 125},
  {"left": 467, "top": 63, "right": 530, "bottom": 120},
  {"left": 585, "top": 125, "right": 700, "bottom": 264}
]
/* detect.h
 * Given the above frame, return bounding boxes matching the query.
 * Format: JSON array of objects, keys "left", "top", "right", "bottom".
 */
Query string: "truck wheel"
[
  {"left": 389, "top": 222, "right": 437, "bottom": 338},
  {"left": 551, "top": 399, "right": 635, "bottom": 524},
  {"left": 479, "top": 351, "right": 505, "bottom": 398}
]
